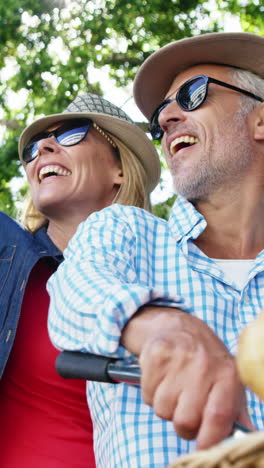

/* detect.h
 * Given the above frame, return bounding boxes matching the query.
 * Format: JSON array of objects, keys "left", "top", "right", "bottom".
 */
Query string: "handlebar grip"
[
  {"left": 55, "top": 351, "right": 251, "bottom": 438},
  {"left": 56, "top": 351, "right": 118, "bottom": 383}
]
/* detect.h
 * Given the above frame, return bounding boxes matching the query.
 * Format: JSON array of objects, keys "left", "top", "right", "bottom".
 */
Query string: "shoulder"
[
  {"left": 0, "top": 211, "right": 27, "bottom": 238},
  {"left": 78, "top": 204, "right": 166, "bottom": 235},
  {"left": 0, "top": 210, "right": 21, "bottom": 225},
  {"left": 66, "top": 205, "right": 167, "bottom": 258},
  {"left": 91, "top": 203, "right": 150, "bottom": 219}
]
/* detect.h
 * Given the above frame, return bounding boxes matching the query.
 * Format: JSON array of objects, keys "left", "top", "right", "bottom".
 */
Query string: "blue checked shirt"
[{"left": 48, "top": 196, "right": 264, "bottom": 468}]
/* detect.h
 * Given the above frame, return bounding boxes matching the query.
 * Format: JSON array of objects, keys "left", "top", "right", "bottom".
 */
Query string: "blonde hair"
[{"left": 21, "top": 129, "right": 152, "bottom": 232}]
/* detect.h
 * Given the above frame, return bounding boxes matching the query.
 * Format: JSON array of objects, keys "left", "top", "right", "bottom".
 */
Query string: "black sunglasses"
[
  {"left": 22, "top": 118, "right": 93, "bottom": 163},
  {"left": 149, "top": 74, "right": 264, "bottom": 141}
]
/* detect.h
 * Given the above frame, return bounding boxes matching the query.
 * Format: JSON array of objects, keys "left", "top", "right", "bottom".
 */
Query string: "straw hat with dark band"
[
  {"left": 19, "top": 93, "right": 161, "bottom": 192},
  {"left": 133, "top": 32, "right": 264, "bottom": 121}
]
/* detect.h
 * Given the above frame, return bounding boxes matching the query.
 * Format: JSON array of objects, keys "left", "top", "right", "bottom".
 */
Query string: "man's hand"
[{"left": 121, "top": 306, "right": 255, "bottom": 449}]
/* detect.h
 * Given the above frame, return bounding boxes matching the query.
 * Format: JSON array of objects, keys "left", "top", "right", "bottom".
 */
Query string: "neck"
[
  {"left": 43, "top": 193, "right": 119, "bottom": 250},
  {"left": 47, "top": 213, "right": 90, "bottom": 251},
  {"left": 193, "top": 186, "right": 264, "bottom": 259}
]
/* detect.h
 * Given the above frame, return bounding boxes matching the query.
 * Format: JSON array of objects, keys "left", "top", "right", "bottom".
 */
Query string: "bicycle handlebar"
[
  {"left": 56, "top": 350, "right": 140, "bottom": 384},
  {"left": 55, "top": 350, "right": 251, "bottom": 438}
]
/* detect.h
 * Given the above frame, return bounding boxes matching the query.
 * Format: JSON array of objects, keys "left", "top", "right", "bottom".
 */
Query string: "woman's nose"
[{"left": 37, "top": 136, "right": 57, "bottom": 156}]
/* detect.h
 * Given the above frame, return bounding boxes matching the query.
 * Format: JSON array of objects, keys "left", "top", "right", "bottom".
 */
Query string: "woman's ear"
[
  {"left": 254, "top": 103, "right": 264, "bottom": 141},
  {"left": 113, "top": 168, "right": 124, "bottom": 185}
]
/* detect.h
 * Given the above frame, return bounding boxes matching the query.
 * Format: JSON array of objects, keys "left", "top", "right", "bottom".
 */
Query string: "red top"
[{"left": 0, "top": 259, "right": 96, "bottom": 468}]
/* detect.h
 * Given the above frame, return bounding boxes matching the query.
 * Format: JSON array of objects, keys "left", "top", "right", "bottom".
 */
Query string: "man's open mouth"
[{"left": 170, "top": 135, "right": 199, "bottom": 155}]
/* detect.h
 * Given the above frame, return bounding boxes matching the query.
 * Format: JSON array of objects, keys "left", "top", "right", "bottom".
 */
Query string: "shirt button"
[{"left": 244, "top": 295, "right": 250, "bottom": 304}]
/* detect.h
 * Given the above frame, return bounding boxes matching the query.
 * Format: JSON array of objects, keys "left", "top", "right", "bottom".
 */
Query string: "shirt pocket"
[{"left": 0, "top": 245, "right": 16, "bottom": 295}]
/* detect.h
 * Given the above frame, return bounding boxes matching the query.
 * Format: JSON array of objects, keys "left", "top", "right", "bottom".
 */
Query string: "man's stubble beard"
[{"left": 171, "top": 111, "right": 253, "bottom": 202}]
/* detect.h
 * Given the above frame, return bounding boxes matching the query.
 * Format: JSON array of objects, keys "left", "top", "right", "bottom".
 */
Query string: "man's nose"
[{"left": 158, "top": 99, "right": 185, "bottom": 134}]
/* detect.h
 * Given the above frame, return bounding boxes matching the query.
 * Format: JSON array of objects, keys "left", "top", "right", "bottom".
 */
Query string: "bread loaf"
[{"left": 237, "top": 311, "right": 264, "bottom": 400}]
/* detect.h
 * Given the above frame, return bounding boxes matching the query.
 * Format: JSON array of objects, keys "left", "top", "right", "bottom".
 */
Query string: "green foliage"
[
  {"left": 153, "top": 195, "right": 177, "bottom": 220},
  {"left": 0, "top": 182, "right": 17, "bottom": 217},
  {"left": 0, "top": 0, "right": 262, "bottom": 217},
  {"left": 216, "top": 0, "right": 263, "bottom": 34}
]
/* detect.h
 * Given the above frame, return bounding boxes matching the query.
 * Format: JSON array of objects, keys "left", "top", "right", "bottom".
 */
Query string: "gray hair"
[{"left": 229, "top": 68, "right": 264, "bottom": 113}]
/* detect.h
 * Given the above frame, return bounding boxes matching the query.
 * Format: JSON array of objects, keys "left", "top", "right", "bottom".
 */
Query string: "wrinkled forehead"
[{"left": 164, "top": 63, "right": 233, "bottom": 100}]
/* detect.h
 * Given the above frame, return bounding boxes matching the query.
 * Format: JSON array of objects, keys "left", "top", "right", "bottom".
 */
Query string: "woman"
[{"left": 0, "top": 92, "right": 160, "bottom": 467}]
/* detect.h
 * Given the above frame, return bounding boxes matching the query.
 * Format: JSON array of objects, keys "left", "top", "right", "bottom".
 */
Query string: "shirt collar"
[
  {"left": 168, "top": 195, "right": 207, "bottom": 242},
  {"left": 34, "top": 225, "right": 63, "bottom": 261}
]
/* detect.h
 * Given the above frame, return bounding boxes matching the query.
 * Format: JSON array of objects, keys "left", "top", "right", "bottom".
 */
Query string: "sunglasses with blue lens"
[
  {"left": 22, "top": 118, "right": 93, "bottom": 163},
  {"left": 149, "top": 74, "right": 264, "bottom": 141}
]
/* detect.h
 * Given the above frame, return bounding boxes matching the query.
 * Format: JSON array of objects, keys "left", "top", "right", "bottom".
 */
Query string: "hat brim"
[
  {"left": 133, "top": 32, "right": 264, "bottom": 120},
  {"left": 19, "top": 111, "right": 160, "bottom": 192}
]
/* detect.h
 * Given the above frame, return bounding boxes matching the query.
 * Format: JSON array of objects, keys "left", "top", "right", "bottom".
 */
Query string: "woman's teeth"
[{"left": 39, "top": 165, "right": 71, "bottom": 181}]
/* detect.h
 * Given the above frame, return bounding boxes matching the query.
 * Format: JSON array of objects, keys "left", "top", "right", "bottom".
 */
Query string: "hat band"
[{"left": 92, "top": 122, "right": 117, "bottom": 148}]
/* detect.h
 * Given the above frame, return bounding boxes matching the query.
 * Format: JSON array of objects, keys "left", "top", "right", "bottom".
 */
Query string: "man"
[{"left": 48, "top": 32, "right": 264, "bottom": 468}]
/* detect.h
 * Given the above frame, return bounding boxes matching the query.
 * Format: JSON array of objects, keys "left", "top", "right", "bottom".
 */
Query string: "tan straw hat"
[
  {"left": 19, "top": 93, "right": 161, "bottom": 192},
  {"left": 133, "top": 32, "right": 264, "bottom": 120}
]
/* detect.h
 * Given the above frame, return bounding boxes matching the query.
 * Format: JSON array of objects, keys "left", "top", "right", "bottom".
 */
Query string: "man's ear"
[{"left": 254, "top": 103, "right": 264, "bottom": 141}]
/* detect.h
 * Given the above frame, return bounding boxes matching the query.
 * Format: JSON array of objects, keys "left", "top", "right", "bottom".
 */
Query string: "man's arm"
[
  {"left": 48, "top": 205, "right": 254, "bottom": 448},
  {"left": 121, "top": 305, "right": 255, "bottom": 449},
  {"left": 48, "top": 205, "right": 189, "bottom": 357}
]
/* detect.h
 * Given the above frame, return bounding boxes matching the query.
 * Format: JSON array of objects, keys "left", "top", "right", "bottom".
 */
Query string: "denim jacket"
[{"left": 0, "top": 211, "right": 63, "bottom": 377}]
